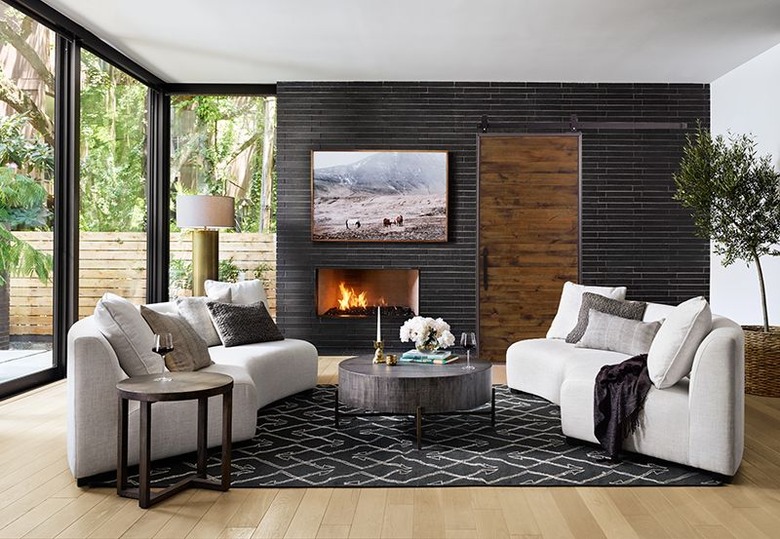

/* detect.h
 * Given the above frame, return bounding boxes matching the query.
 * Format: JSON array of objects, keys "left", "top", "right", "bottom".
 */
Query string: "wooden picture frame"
[{"left": 311, "top": 150, "right": 448, "bottom": 242}]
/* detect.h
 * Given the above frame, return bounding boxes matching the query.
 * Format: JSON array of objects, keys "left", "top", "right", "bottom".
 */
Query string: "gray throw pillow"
[
  {"left": 93, "top": 293, "right": 161, "bottom": 377},
  {"left": 206, "top": 301, "right": 284, "bottom": 347},
  {"left": 176, "top": 293, "right": 230, "bottom": 347},
  {"left": 576, "top": 309, "right": 662, "bottom": 356},
  {"left": 140, "top": 306, "right": 214, "bottom": 371},
  {"left": 566, "top": 292, "right": 647, "bottom": 344}
]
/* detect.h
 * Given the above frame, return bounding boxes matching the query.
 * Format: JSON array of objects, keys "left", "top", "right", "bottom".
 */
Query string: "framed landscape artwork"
[{"left": 311, "top": 150, "right": 448, "bottom": 242}]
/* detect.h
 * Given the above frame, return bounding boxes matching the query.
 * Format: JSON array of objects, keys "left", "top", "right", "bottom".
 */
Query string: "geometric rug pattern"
[{"left": 85, "top": 385, "right": 720, "bottom": 488}]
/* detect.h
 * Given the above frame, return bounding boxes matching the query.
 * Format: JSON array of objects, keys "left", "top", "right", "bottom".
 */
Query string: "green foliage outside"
[
  {"left": 79, "top": 51, "right": 148, "bottom": 232},
  {"left": 674, "top": 127, "right": 780, "bottom": 331},
  {"left": 0, "top": 114, "right": 53, "bottom": 285}
]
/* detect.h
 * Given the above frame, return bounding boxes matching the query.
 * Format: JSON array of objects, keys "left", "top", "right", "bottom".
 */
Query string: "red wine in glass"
[
  {"left": 152, "top": 333, "right": 173, "bottom": 381},
  {"left": 460, "top": 332, "right": 477, "bottom": 371}
]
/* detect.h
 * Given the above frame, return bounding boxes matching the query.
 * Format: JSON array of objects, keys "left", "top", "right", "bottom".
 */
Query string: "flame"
[{"left": 337, "top": 282, "right": 368, "bottom": 310}]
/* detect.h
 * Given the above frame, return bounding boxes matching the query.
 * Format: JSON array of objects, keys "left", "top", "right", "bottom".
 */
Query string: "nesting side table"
[{"left": 116, "top": 372, "right": 233, "bottom": 508}]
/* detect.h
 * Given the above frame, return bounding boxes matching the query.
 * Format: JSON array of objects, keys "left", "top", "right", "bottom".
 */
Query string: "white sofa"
[
  {"left": 67, "top": 301, "right": 318, "bottom": 481},
  {"left": 507, "top": 300, "right": 745, "bottom": 477}
]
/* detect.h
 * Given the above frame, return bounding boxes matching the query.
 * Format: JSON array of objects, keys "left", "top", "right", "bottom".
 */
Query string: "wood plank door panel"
[{"left": 478, "top": 134, "right": 580, "bottom": 361}]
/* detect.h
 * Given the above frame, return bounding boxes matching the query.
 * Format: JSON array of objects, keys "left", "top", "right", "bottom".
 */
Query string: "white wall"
[{"left": 711, "top": 42, "right": 780, "bottom": 325}]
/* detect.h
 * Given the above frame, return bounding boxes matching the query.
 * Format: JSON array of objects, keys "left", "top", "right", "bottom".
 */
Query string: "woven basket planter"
[{"left": 743, "top": 326, "right": 780, "bottom": 397}]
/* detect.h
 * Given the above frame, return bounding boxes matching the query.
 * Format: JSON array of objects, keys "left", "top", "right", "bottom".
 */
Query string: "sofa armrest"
[
  {"left": 67, "top": 317, "right": 128, "bottom": 479},
  {"left": 687, "top": 320, "right": 744, "bottom": 476}
]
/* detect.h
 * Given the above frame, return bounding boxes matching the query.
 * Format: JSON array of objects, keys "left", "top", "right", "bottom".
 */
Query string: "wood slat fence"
[{"left": 8, "top": 232, "right": 277, "bottom": 338}]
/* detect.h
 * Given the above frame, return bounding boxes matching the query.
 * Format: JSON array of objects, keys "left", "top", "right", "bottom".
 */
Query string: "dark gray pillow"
[
  {"left": 140, "top": 306, "right": 213, "bottom": 371},
  {"left": 566, "top": 292, "right": 647, "bottom": 343},
  {"left": 576, "top": 309, "right": 661, "bottom": 356},
  {"left": 206, "top": 301, "right": 284, "bottom": 347}
]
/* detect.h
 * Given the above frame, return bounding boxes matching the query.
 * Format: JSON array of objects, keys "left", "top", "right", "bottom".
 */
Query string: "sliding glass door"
[{"left": 0, "top": 1, "right": 57, "bottom": 389}]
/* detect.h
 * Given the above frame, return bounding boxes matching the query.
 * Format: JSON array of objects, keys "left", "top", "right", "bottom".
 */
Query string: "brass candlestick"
[{"left": 373, "top": 340, "right": 385, "bottom": 363}]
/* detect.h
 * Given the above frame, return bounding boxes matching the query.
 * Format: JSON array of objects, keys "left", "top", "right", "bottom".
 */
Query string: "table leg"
[
  {"left": 139, "top": 401, "right": 152, "bottom": 509},
  {"left": 491, "top": 386, "right": 496, "bottom": 427},
  {"left": 117, "top": 396, "right": 128, "bottom": 495},
  {"left": 334, "top": 388, "right": 340, "bottom": 428},
  {"left": 197, "top": 397, "right": 208, "bottom": 478},
  {"left": 221, "top": 390, "right": 232, "bottom": 491},
  {"left": 416, "top": 406, "right": 424, "bottom": 450}
]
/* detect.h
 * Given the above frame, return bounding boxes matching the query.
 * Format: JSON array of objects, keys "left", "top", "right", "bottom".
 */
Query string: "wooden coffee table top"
[{"left": 339, "top": 355, "right": 491, "bottom": 379}]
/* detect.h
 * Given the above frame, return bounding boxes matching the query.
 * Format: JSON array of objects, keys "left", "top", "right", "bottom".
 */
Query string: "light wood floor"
[{"left": 2, "top": 357, "right": 780, "bottom": 539}]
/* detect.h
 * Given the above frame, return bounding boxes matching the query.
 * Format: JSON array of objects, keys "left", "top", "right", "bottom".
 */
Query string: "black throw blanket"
[{"left": 593, "top": 354, "right": 652, "bottom": 460}]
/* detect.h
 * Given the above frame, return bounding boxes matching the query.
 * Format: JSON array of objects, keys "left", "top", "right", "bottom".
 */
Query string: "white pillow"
[
  {"left": 204, "top": 279, "right": 267, "bottom": 305},
  {"left": 546, "top": 282, "right": 627, "bottom": 339},
  {"left": 647, "top": 296, "right": 712, "bottom": 389},
  {"left": 93, "top": 293, "right": 161, "bottom": 376}
]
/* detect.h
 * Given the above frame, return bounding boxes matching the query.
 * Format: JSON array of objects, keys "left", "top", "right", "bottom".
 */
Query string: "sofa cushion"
[
  {"left": 647, "top": 296, "right": 712, "bottom": 389},
  {"left": 207, "top": 301, "right": 284, "bottom": 347},
  {"left": 92, "top": 293, "right": 161, "bottom": 376},
  {"left": 140, "top": 306, "right": 213, "bottom": 371},
  {"left": 576, "top": 310, "right": 661, "bottom": 356},
  {"left": 546, "top": 282, "right": 627, "bottom": 340},
  {"left": 176, "top": 293, "right": 230, "bottom": 347},
  {"left": 207, "top": 338, "right": 319, "bottom": 409},
  {"left": 205, "top": 279, "right": 268, "bottom": 305},
  {"left": 566, "top": 292, "right": 647, "bottom": 343}
]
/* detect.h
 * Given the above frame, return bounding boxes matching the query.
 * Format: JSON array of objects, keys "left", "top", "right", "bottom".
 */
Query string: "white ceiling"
[{"left": 42, "top": 0, "right": 780, "bottom": 84}]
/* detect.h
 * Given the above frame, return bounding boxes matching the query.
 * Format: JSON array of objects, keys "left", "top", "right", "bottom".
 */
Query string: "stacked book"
[{"left": 399, "top": 349, "right": 458, "bottom": 365}]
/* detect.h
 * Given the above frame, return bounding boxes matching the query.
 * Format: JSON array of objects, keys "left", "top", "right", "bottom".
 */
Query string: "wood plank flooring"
[{"left": 1, "top": 357, "right": 780, "bottom": 538}]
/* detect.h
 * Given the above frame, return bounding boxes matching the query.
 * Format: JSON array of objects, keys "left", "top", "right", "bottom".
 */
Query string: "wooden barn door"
[{"left": 478, "top": 134, "right": 580, "bottom": 361}]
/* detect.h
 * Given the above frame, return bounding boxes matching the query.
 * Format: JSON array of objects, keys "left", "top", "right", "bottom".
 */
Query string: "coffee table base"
[{"left": 334, "top": 386, "right": 496, "bottom": 449}]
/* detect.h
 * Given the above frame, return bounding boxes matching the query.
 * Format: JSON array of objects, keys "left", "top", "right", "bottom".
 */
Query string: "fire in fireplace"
[{"left": 317, "top": 268, "right": 419, "bottom": 318}]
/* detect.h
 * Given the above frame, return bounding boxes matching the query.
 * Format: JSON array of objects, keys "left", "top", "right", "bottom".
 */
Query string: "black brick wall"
[{"left": 276, "top": 82, "right": 710, "bottom": 353}]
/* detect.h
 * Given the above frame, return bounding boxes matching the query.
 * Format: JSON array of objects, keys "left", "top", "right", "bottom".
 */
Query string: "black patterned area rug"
[{"left": 86, "top": 385, "right": 721, "bottom": 488}]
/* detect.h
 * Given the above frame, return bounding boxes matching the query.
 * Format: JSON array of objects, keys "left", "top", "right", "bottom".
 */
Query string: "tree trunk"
[
  {"left": 259, "top": 97, "right": 276, "bottom": 232},
  {"left": 753, "top": 250, "right": 770, "bottom": 332}
]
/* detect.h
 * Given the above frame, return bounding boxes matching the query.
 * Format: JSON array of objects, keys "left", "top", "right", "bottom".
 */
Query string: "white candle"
[{"left": 376, "top": 306, "right": 381, "bottom": 341}]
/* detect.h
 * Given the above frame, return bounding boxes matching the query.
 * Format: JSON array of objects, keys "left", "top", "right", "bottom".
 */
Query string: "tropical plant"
[
  {"left": 0, "top": 114, "right": 53, "bottom": 285},
  {"left": 673, "top": 127, "right": 780, "bottom": 332}
]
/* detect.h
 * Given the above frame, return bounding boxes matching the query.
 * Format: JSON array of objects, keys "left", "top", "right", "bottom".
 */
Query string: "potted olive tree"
[{"left": 674, "top": 127, "right": 780, "bottom": 396}]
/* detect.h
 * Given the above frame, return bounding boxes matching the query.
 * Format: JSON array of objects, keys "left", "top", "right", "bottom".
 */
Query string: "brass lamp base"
[{"left": 192, "top": 229, "right": 219, "bottom": 296}]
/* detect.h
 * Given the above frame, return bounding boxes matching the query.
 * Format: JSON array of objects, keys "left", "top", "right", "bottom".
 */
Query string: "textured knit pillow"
[
  {"left": 140, "top": 306, "right": 213, "bottom": 371},
  {"left": 546, "top": 282, "right": 628, "bottom": 339},
  {"left": 176, "top": 290, "right": 231, "bottom": 347},
  {"left": 566, "top": 292, "right": 647, "bottom": 343},
  {"left": 647, "top": 296, "right": 712, "bottom": 389},
  {"left": 576, "top": 310, "right": 662, "bottom": 356},
  {"left": 93, "top": 293, "right": 161, "bottom": 376},
  {"left": 206, "top": 301, "right": 284, "bottom": 347},
  {"left": 205, "top": 279, "right": 267, "bottom": 305}
]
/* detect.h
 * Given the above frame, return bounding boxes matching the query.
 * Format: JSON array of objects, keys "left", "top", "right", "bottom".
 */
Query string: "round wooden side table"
[{"left": 116, "top": 372, "right": 233, "bottom": 508}]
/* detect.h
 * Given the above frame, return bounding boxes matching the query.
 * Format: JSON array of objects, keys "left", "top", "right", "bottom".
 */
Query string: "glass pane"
[
  {"left": 0, "top": 2, "right": 56, "bottom": 383},
  {"left": 79, "top": 50, "right": 148, "bottom": 317},
  {"left": 169, "top": 95, "right": 277, "bottom": 314}
]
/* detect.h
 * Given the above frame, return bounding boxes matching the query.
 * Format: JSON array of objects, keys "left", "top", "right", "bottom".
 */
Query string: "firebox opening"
[{"left": 317, "top": 268, "right": 419, "bottom": 318}]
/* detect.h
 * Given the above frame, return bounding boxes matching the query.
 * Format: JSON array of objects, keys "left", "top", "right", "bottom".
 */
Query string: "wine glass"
[
  {"left": 460, "top": 332, "right": 476, "bottom": 371},
  {"left": 152, "top": 333, "right": 174, "bottom": 382}
]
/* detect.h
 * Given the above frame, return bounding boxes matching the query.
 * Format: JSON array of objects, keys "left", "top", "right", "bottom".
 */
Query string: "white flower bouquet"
[{"left": 399, "top": 316, "right": 456, "bottom": 352}]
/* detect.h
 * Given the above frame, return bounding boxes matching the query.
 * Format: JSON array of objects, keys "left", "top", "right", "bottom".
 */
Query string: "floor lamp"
[{"left": 176, "top": 195, "right": 235, "bottom": 296}]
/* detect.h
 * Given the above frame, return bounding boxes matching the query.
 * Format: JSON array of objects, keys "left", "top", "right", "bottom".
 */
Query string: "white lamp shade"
[{"left": 176, "top": 195, "right": 235, "bottom": 229}]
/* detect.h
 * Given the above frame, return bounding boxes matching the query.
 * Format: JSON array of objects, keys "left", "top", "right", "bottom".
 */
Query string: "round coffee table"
[{"left": 336, "top": 355, "right": 494, "bottom": 448}]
